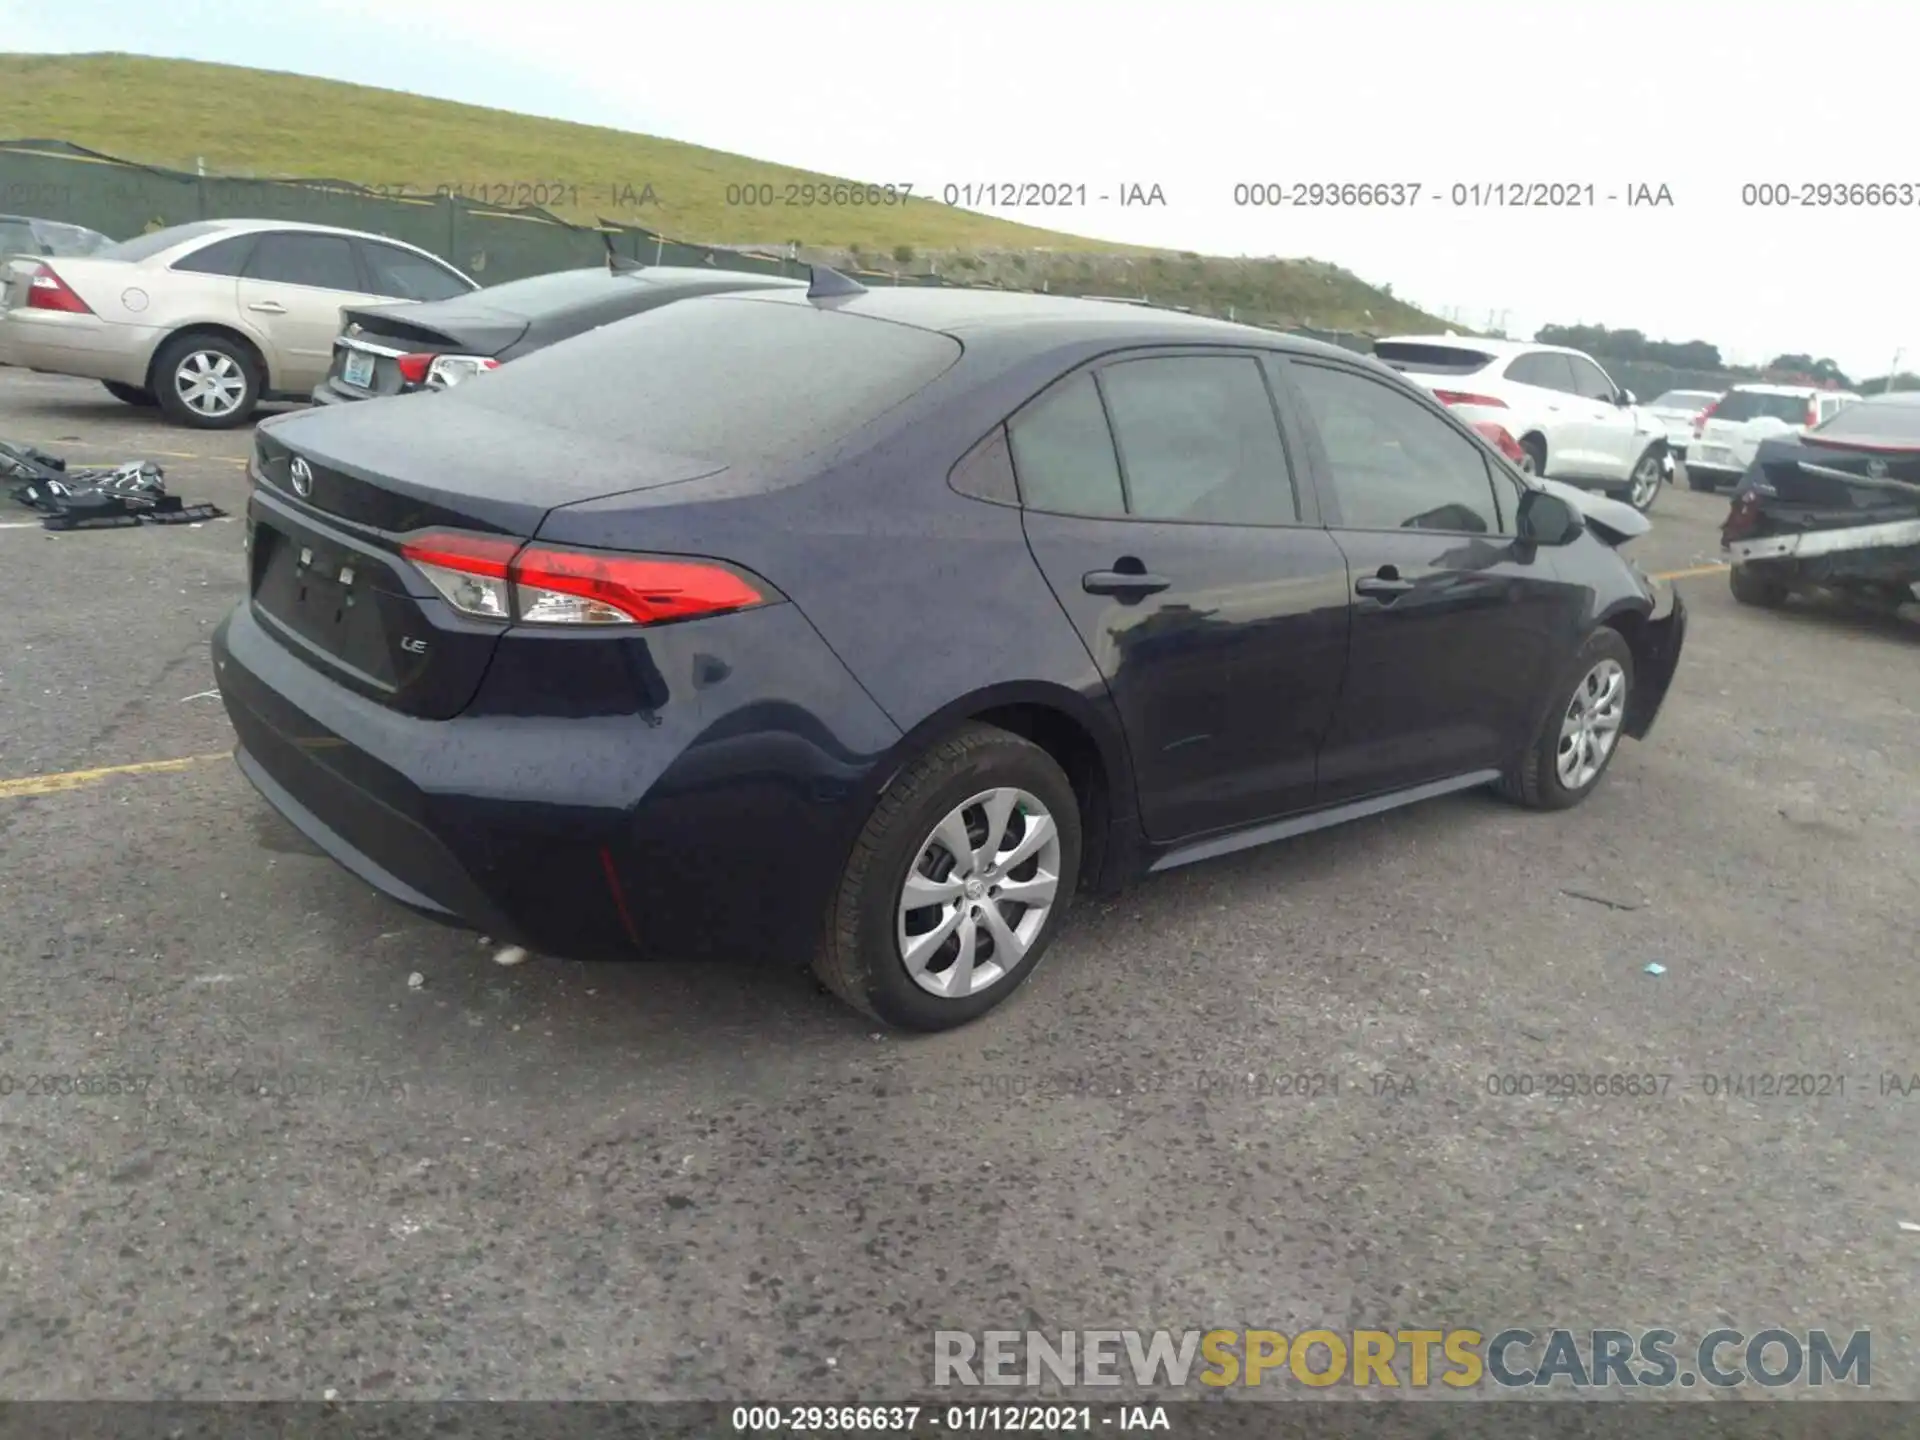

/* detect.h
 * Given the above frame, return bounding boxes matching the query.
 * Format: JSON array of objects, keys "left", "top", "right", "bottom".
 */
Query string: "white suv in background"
[
  {"left": 1373, "top": 335, "right": 1673, "bottom": 512},
  {"left": 1683, "top": 383, "right": 1860, "bottom": 492},
  {"left": 1643, "top": 389, "right": 1723, "bottom": 462}
]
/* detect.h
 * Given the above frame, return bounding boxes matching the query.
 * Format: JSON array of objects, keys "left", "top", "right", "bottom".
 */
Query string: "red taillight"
[
  {"left": 25, "top": 263, "right": 92, "bottom": 314},
  {"left": 1692, "top": 399, "right": 1721, "bottom": 438},
  {"left": 512, "top": 545, "right": 765, "bottom": 625},
  {"left": 1433, "top": 390, "right": 1507, "bottom": 409},
  {"left": 1721, "top": 490, "right": 1763, "bottom": 544},
  {"left": 394, "top": 353, "right": 501, "bottom": 388},
  {"left": 399, "top": 530, "right": 768, "bottom": 627},
  {"left": 1470, "top": 420, "right": 1528, "bottom": 465}
]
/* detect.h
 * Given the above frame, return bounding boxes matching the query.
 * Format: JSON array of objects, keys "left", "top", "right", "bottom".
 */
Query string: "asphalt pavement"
[{"left": 1, "top": 371, "right": 1916, "bottom": 1403}]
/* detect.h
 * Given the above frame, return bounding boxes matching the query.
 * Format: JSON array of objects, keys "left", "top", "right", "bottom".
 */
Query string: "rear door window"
[
  {"left": 243, "top": 232, "right": 362, "bottom": 292},
  {"left": 1095, "top": 355, "right": 1300, "bottom": 524},
  {"left": 171, "top": 234, "right": 258, "bottom": 276},
  {"left": 1508, "top": 352, "right": 1579, "bottom": 392}
]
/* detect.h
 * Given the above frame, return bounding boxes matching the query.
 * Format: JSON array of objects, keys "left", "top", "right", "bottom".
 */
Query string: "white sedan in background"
[{"left": 1373, "top": 335, "right": 1673, "bottom": 512}]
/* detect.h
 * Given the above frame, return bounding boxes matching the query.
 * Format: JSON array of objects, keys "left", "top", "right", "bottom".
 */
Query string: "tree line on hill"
[{"left": 1532, "top": 323, "right": 1920, "bottom": 393}]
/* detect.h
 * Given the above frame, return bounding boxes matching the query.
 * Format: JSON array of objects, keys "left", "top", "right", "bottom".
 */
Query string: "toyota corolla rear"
[{"left": 213, "top": 293, "right": 963, "bottom": 963}]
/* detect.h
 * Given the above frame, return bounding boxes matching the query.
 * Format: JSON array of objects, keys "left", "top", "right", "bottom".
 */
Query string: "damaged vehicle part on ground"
[
  {"left": 213, "top": 277, "right": 1686, "bottom": 1032},
  {"left": 1721, "top": 390, "right": 1920, "bottom": 613},
  {"left": 0, "top": 438, "right": 224, "bottom": 529}
]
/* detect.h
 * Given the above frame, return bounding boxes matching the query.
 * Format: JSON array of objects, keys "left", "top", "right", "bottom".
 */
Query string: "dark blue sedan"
[{"left": 213, "top": 275, "right": 1686, "bottom": 1030}]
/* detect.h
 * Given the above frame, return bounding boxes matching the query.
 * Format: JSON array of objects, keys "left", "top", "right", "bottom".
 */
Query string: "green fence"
[
  {"left": 0, "top": 139, "right": 1386, "bottom": 347},
  {"left": 0, "top": 138, "right": 949, "bottom": 287}
]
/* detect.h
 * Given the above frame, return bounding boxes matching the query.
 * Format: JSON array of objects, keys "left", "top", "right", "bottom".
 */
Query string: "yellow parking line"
[
  {"left": 1651, "top": 563, "right": 1731, "bottom": 582},
  {"left": 0, "top": 752, "right": 230, "bottom": 800}
]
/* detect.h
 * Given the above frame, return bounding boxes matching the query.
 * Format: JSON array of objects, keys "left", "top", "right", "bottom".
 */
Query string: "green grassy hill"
[{"left": 0, "top": 52, "right": 1447, "bottom": 333}]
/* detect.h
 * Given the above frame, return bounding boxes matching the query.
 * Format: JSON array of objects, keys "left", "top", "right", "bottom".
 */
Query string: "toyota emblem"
[
  {"left": 1866, "top": 457, "right": 1889, "bottom": 480},
  {"left": 290, "top": 457, "right": 314, "bottom": 497}
]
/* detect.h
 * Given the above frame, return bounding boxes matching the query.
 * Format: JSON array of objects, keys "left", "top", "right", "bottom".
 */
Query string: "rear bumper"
[
  {"left": 1726, "top": 516, "right": 1920, "bottom": 563},
  {"left": 308, "top": 379, "right": 362, "bottom": 407},
  {"left": 212, "top": 596, "right": 901, "bottom": 963},
  {"left": 0, "top": 310, "right": 161, "bottom": 386},
  {"left": 309, "top": 375, "right": 425, "bottom": 406},
  {"left": 1624, "top": 589, "right": 1686, "bottom": 741}
]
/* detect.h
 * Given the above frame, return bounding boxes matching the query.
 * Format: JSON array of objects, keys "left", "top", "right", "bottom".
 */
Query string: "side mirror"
[
  {"left": 1516, "top": 488, "right": 1585, "bottom": 546},
  {"left": 1617, "top": 389, "right": 1636, "bottom": 406}
]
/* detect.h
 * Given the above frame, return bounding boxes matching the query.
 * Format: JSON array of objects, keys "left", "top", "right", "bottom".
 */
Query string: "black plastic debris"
[{"left": 1, "top": 438, "right": 225, "bottom": 529}]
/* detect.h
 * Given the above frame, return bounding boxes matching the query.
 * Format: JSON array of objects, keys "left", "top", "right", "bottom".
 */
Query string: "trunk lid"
[
  {"left": 340, "top": 301, "right": 531, "bottom": 355},
  {"left": 328, "top": 302, "right": 530, "bottom": 399},
  {"left": 247, "top": 400, "right": 725, "bottom": 718},
  {"left": 1747, "top": 434, "right": 1920, "bottom": 527},
  {"left": 3, "top": 254, "right": 130, "bottom": 314}
]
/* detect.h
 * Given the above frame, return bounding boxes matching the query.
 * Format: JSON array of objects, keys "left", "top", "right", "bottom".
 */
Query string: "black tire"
[
  {"left": 1499, "top": 627, "right": 1635, "bottom": 811},
  {"left": 1625, "top": 446, "right": 1664, "bottom": 513},
  {"left": 101, "top": 380, "right": 156, "bottom": 406},
  {"left": 1685, "top": 468, "right": 1720, "bottom": 492},
  {"left": 151, "top": 332, "right": 261, "bottom": 429},
  {"left": 813, "top": 723, "right": 1082, "bottom": 1031},
  {"left": 1519, "top": 435, "right": 1546, "bottom": 476},
  {"left": 1729, "top": 562, "right": 1791, "bottom": 609}
]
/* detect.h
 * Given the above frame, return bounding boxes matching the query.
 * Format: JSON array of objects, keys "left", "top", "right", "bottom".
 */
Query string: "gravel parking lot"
[{"left": 2, "top": 370, "right": 1917, "bottom": 1403}]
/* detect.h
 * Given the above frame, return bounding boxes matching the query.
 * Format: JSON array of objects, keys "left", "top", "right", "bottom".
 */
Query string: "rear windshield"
[
  {"left": 97, "top": 221, "right": 234, "bottom": 262},
  {"left": 1651, "top": 390, "right": 1719, "bottom": 409},
  {"left": 1806, "top": 396, "right": 1920, "bottom": 446},
  {"left": 452, "top": 295, "right": 962, "bottom": 464},
  {"left": 1372, "top": 342, "right": 1496, "bottom": 376},
  {"left": 1714, "top": 389, "right": 1814, "bottom": 423},
  {"left": 37, "top": 221, "right": 107, "bottom": 256}
]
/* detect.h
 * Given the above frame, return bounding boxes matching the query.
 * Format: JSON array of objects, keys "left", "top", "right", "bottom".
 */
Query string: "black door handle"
[
  {"left": 1083, "top": 569, "right": 1171, "bottom": 597},
  {"left": 1355, "top": 574, "right": 1415, "bottom": 599}
]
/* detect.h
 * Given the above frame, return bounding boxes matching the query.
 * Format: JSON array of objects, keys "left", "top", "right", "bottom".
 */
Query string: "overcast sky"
[{"left": 4, "top": 0, "right": 1911, "bottom": 377}]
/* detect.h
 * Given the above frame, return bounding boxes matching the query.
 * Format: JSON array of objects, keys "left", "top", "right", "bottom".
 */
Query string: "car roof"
[
  {"left": 190, "top": 216, "right": 414, "bottom": 241},
  {"left": 733, "top": 283, "right": 1366, "bottom": 359}
]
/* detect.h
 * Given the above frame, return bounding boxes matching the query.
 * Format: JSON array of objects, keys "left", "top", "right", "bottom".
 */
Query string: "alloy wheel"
[
  {"left": 1628, "top": 453, "right": 1662, "bottom": 509},
  {"left": 1557, "top": 658, "right": 1627, "bottom": 790},
  {"left": 173, "top": 350, "right": 248, "bottom": 419},
  {"left": 896, "top": 787, "right": 1062, "bottom": 999}
]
